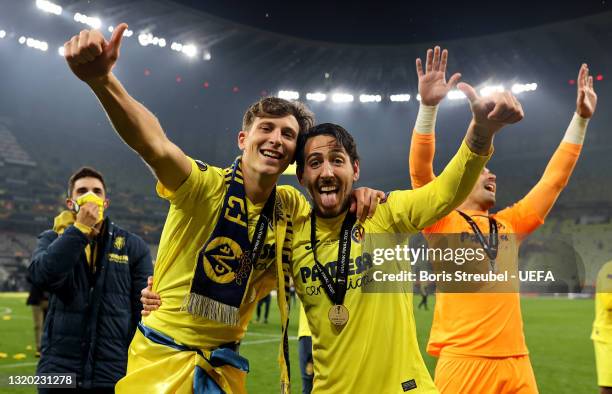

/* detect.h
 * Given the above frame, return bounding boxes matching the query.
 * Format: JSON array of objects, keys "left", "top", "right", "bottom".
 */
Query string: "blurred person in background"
[
  {"left": 255, "top": 292, "right": 271, "bottom": 323},
  {"left": 592, "top": 260, "right": 612, "bottom": 394},
  {"left": 28, "top": 167, "right": 152, "bottom": 393},
  {"left": 26, "top": 279, "right": 49, "bottom": 357}
]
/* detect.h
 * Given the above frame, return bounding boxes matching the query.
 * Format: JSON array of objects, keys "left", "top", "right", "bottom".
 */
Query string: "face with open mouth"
[
  {"left": 298, "top": 135, "right": 360, "bottom": 218},
  {"left": 238, "top": 115, "right": 299, "bottom": 178},
  {"left": 466, "top": 167, "right": 497, "bottom": 210}
]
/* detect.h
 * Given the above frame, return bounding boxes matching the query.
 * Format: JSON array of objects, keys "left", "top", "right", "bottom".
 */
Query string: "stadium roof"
[{"left": 172, "top": 0, "right": 610, "bottom": 45}]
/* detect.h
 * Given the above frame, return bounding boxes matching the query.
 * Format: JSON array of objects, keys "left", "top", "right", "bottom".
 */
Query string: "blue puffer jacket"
[{"left": 29, "top": 218, "right": 152, "bottom": 389}]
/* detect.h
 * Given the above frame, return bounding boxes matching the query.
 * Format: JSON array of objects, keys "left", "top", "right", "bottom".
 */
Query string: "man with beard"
[
  {"left": 142, "top": 45, "right": 523, "bottom": 392},
  {"left": 410, "top": 48, "right": 597, "bottom": 393},
  {"left": 63, "top": 22, "right": 387, "bottom": 393}
]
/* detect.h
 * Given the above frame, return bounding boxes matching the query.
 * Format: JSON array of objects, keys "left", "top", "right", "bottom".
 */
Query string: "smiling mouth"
[
  {"left": 260, "top": 149, "right": 283, "bottom": 160},
  {"left": 319, "top": 185, "right": 338, "bottom": 193},
  {"left": 484, "top": 183, "right": 496, "bottom": 193}
]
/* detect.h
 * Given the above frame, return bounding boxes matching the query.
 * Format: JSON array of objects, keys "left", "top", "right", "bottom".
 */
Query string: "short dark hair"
[
  {"left": 295, "top": 123, "right": 360, "bottom": 175},
  {"left": 242, "top": 97, "right": 315, "bottom": 135},
  {"left": 67, "top": 167, "right": 107, "bottom": 197}
]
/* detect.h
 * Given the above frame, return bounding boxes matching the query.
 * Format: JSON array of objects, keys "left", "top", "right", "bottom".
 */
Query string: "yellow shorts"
[
  {"left": 594, "top": 341, "right": 612, "bottom": 387},
  {"left": 115, "top": 329, "right": 247, "bottom": 394},
  {"left": 434, "top": 354, "right": 538, "bottom": 394}
]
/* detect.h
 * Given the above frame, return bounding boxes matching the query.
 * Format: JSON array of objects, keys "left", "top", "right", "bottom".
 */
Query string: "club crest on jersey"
[
  {"left": 202, "top": 236, "right": 243, "bottom": 284},
  {"left": 113, "top": 236, "right": 125, "bottom": 250},
  {"left": 351, "top": 223, "right": 365, "bottom": 244}
]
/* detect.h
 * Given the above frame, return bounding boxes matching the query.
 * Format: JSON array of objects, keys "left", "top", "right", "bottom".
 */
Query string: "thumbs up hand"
[{"left": 64, "top": 23, "right": 128, "bottom": 84}]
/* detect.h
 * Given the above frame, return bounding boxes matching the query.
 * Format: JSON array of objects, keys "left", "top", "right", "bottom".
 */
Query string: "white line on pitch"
[{"left": 0, "top": 362, "right": 38, "bottom": 369}]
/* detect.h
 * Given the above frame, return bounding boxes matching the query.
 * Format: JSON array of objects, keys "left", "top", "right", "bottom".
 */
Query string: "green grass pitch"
[{"left": 0, "top": 293, "right": 596, "bottom": 393}]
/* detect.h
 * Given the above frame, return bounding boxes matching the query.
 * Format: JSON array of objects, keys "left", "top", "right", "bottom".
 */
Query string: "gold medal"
[{"left": 328, "top": 305, "right": 349, "bottom": 326}]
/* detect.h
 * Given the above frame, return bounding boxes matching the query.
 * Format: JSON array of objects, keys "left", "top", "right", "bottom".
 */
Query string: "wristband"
[
  {"left": 562, "top": 112, "right": 589, "bottom": 145},
  {"left": 415, "top": 104, "right": 439, "bottom": 134}
]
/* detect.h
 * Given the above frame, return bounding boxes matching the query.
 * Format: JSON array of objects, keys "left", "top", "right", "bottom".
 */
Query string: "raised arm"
[
  {"left": 382, "top": 86, "right": 524, "bottom": 231},
  {"left": 510, "top": 64, "right": 597, "bottom": 224},
  {"left": 64, "top": 24, "right": 191, "bottom": 191},
  {"left": 409, "top": 46, "right": 461, "bottom": 188}
]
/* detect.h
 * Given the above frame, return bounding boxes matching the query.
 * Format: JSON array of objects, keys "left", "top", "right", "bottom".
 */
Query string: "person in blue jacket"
[{"left": 29, "top": 166, "right": 152, "bottom": 393}]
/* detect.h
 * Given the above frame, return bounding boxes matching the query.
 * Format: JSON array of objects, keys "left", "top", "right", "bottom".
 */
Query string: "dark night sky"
[{"left": 172, "top": 0, "right": 610, "bottom": 45}]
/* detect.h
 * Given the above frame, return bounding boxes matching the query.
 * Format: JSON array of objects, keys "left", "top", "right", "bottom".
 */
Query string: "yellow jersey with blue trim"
[
  {"left": 144, "top": 157, "right": 306, "bottom": 349},
  {"left": 290, "top": 141, "right": 489, "bottom": 393}
]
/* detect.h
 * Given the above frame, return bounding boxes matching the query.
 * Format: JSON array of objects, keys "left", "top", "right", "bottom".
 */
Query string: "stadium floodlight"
[
  {"left": 203, "top": 51, "right": 211, "bottom": 61},
  {"left": 36, "top": 0, "right": 62, "bottom": 15},
  {"left": 389, "top": 94, "right": 411, "bottom": 102},
  {"left": 181, "top": 44, "right": 197, "bottom": 58},
  {"left": 447, "top": 90, "right": 466, "bottom": 100},
  {"left": 138, "top": 33, "right": 164, "bottom": 47},
  {"left": 306, "top": 92, "right": 327, "bottom": 102},
  {"left": 138, "top": 33, "right": 151, "bottom": 46},
  {"left": 58, "top": 46, "right": 65, "bottom": 56},
  {"left": 74, "top": 13, "right": 102, "bottom": 29},
  {"left": 22, "top": 36, "right": 48, "bottom": 51},
  {"left": 511, "top": 82, "right": 538, "bottom": 94},
  {"left": 331, "top": 93, "right": 354, "bottom": 103},
  {"left": 359, "top": 94, "right": 382, "bottom": 103},
  {"left": 171, "top": 42, "right": 198, "bottom": 57},
  {"left": 0, "top": 30, "right": 6, "bottom": 39},
  {"left": 278, "top": 90, "right": 300, "bottom": 100},
  {"left": 480, "top": 85, "right": 504, "bottom": 97}
]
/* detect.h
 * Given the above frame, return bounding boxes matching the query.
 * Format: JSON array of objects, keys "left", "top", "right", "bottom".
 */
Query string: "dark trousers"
[
  {"left": 418, "top": 294, "right": 428, "bottom": 310},
  {"left": 256, "top": 294, "right": 271, "bottom": 321},
  {"left": 299, "top": 336, "right": 314, "bottom": 394}
]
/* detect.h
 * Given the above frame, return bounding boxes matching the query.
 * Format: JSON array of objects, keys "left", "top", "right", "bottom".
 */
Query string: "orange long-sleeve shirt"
[{"left": 410, "top": 132, "right": 582, "bottom": 357}]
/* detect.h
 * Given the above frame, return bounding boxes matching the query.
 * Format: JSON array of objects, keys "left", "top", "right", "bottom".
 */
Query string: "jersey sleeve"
[
  {"left": 276, "top": 185, "right": 312, "bottom": 222},
  {"left": 409, "top": 132, "right": 437, "bottom": 189},
  {"left": 155, "top": 158, "right": 225, "bottom": 211},
  {"left": 497, "top": 142, "right": 582, "bottom": 237},
  {"left": 372, "top": 141, "right": 490, "bottom": 233}
]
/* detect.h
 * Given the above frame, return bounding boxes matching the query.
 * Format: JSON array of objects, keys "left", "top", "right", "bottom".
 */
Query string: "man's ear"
[
  {"left": 237, "top": 130, "right": 248, "bottom": 150},
  {"left": 103, "top": 199, "right": 110, "bottom": 209},
  {"left": 352, "top": 159, "right": 360, "bottom": 182},
  {"left": 66, "top": 198, "right": 74, "bottom": 211}
]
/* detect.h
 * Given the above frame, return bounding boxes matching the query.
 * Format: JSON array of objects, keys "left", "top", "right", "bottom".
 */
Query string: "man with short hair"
[
  {"left": 141, "top": 46, "right": 523, "bottom": 393},
  {"left": 62, "top": 23, "right": 382, "bottom": 393},
  {"left": 409, "top": 48, "right": 597, "bottom": 393},
  {"left": 29, "top": 166, "right": 152, "bottom": 392},
  {"left": 288, "top": 97, "right": 516, "bottom": 391}
]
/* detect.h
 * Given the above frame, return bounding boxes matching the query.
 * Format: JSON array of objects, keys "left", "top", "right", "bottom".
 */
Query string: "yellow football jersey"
[
  {"left": 592, "top": 261, "right": 612, "bottom": 343},
  {"left": 144, "top": 158, "right": 306, "bottom": 349},
  {"left": 298, "top": 303, "right": 312, "bottom": 338},
  {"left": 290, "top": 142, "right": 488, "bottom": 393}
]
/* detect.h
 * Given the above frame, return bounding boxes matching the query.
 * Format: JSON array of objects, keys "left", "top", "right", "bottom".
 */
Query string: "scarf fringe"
[{"left": 182, "top": 292, "right": 240, "bottom": 326}]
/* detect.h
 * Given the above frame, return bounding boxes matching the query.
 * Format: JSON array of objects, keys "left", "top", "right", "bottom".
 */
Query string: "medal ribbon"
[
  {"left": 309, "top": 210, "right": 356, "bottom": 306},
  {"left": 457, "top": 210, "right": 499, "bottom": 272}
]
